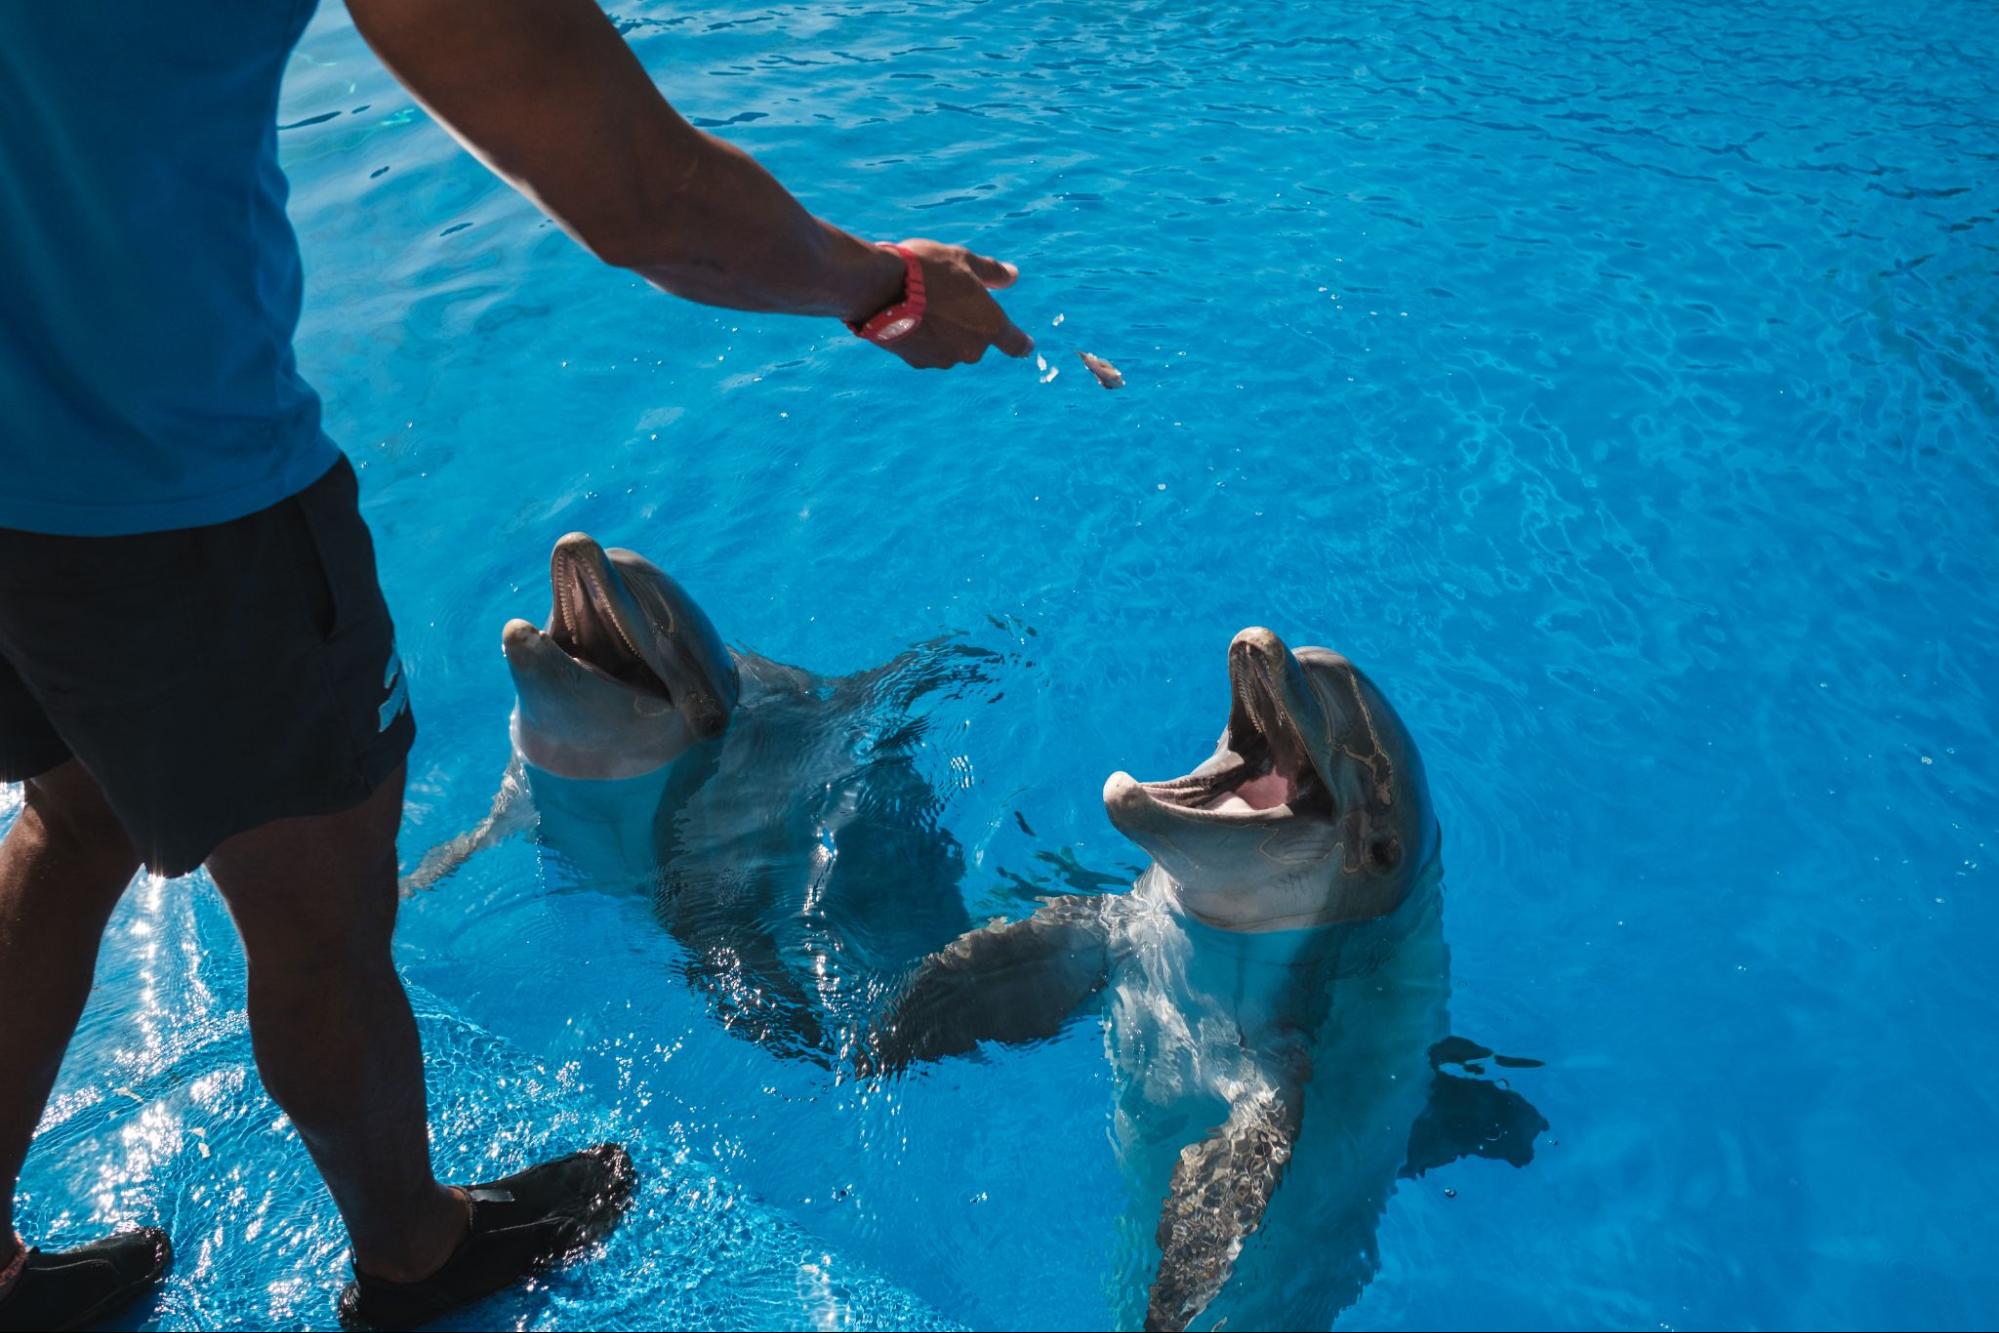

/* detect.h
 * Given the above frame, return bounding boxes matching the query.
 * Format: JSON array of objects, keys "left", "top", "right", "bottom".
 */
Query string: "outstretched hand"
[
  {"left": 882, "top": 239, "right": 1035, "bottom": 369},
  {"left": 350, "top": 0, "right": 1038, "bottom": 371}
]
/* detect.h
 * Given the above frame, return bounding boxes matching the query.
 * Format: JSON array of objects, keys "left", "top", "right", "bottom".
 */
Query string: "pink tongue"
[{"left": 1234, "top": 770, "right": 1295, "bottom": 811}]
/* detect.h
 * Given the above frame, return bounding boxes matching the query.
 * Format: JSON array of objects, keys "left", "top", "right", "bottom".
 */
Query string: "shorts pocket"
[{"left": 290, "top": 458, "right": 380, "bottom": 642}]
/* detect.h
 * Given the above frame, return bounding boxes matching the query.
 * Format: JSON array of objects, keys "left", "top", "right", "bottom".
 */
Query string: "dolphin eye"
[{"left": 1368, "top": 835, "right": 1401, "bottom": 872}]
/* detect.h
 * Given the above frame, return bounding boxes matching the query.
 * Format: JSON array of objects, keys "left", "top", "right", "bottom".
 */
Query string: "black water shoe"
[
  {"left": 0, "top": 1228, "right": 173, "bottom": 1332},
  {"left": 338, "top": 1143, "right": 635, "bottom": 1330}
]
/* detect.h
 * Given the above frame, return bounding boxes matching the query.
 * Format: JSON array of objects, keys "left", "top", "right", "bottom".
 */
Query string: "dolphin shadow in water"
[
  {"left": 1403, "top": 1036, "right": 1550, "bottom": 1179},
  {"left": 988, "top": 817, "right": 1145, "bottom": 910},
  {"left": 408, "top": 534, "right": 1019, "bottom": 1064}
]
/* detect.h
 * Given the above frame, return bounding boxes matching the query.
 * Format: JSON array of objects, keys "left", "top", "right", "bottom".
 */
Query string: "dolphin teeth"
[
  {"left": 1127, "top": 644, "right": 1335, "bottom": 822},
  {"left": 552, "top": 550, "right": 580, "bottom": 644},
  {"left": 576, "top": 564, "right": 647, "bottom": 663},
  {"left": 539, "top": 547, "right": 674, "bottom": 702}
]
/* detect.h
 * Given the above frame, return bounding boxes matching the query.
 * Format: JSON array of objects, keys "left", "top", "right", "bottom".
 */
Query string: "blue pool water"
[{"left": 9, "top": 0, "right": 1998, "bottom": 1327}]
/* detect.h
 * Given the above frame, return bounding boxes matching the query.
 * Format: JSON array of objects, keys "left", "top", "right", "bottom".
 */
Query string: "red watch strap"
[{"left": 847, "top": 243, "right": 926, "bottom": 345}]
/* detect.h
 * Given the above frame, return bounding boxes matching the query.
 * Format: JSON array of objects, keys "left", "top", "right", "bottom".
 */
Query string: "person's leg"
[
  {"left": 204, "top": 766, "right": 635, "bottom": 1331},
  {"left": 0, "top": 761, "right": 141, "bottom": 1273},
  {"left": 5, "top": 465, "right": 629, "bottom": 1329},
  {"left": 201, "top": 765, "right": 467, "bottom": 1283}
]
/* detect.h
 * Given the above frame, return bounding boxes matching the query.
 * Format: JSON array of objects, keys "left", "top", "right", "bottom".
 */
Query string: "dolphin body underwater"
[
  {"left": 870, "top": 629, "right": 1547, "bottom": 1331},
  {"left": 409, "top": 533, "right": 985, "bottom": 1060}
]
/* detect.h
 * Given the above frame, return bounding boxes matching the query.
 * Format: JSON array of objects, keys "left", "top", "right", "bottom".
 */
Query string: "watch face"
[{"left": 880, "top": 316, "right": 918, "bottom": 341}]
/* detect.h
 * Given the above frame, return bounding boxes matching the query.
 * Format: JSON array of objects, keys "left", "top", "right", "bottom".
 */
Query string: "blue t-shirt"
[{"left": 0, "top": 2, "right": 338, "bottom": 536}]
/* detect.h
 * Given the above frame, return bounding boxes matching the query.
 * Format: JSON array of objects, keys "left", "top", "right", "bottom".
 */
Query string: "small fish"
[{"left": 1079, "top": 351, "right": 1124, "bottom": 389}]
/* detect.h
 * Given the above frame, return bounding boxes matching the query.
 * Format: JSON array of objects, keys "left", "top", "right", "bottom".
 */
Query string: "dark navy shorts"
[{"left": 0, "top": 457, "right": 415, "bottom": 876}]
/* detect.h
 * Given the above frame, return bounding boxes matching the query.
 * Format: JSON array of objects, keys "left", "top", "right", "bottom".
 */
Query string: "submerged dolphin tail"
[{"left": 400, "top": 763, "right": 534, "bottom": 897}]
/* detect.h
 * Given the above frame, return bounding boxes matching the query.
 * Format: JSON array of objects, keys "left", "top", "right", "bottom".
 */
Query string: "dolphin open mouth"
[
  {"left": 1117, "top": 630, "right": 1333, "bottom": 823},
  {"left": 517, "top": 534, "right": 673, "bottom": 701}
]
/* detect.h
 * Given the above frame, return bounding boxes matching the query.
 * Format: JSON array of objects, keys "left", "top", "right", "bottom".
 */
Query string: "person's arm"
[{"left": 346, "top": 0, "right": 1031, "bottom": 368}]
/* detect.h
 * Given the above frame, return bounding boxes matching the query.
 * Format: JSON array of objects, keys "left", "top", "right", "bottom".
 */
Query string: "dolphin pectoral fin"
[
  {"left": 678, "top": 932, "right": 827, "bottom": 1062},
  {"left": 660, "top": 887, "right": 829, "bottom": 1061},
  {"left": 1399, "top": 1037, "right": 1550, "bottom": 1179},
  {"left": 864, "top": 894, "right": 1113, "bottom": 1074},
  {"left": 399, "top": 763, "right": 534, "bottom": 897},
  {"left": 1146, "top": 1060, "right": 1307, "bottom": 1333}
]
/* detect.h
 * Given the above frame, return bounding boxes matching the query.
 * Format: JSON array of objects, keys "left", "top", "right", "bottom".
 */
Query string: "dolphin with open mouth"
[
  {"left": 869, "top": 628, "right": 1547, "bottom": 1331},
  {"left": 410, "top": 532, "right": 985, "bottom": 1061},
  {"left": 498, "top": 532, "right": 740, "bottom": 777}
]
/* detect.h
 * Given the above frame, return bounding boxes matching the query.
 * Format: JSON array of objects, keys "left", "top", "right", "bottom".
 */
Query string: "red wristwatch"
[{"left": 847, "top": 243, "right": 926, "bottom": 345}]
